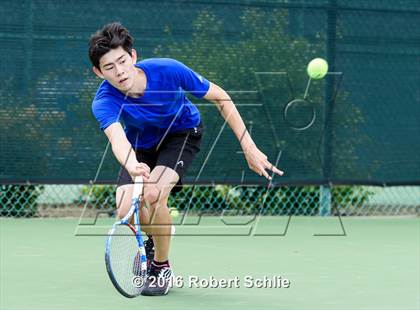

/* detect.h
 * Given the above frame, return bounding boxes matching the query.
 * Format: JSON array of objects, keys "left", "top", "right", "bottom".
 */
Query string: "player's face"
[{"left": 96, "top": 46, "right": 137, "bottom": 92}]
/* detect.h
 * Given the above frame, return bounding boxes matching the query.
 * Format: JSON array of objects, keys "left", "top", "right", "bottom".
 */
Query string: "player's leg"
[
  {"left": 140, "top": 165, "right": 178, "bottom": 296},
  {"left": 143, "top": 165, "right": 179, "bottom": 261},
  {"left": 146, "top": 122, "right": 203, "bottom": 260},
  {"left": 141, "top": 123, "right": 203, "bottom": 296},
  {"left": 115, "top": 181, "right": 155, "bottom": 273},
  {"left": 115, "top": 148, "right": 160, "bottom": 274}
]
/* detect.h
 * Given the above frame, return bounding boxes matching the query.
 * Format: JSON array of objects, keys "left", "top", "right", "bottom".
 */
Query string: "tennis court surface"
[
  {"left": 1, "top": 1, "right": 420, "bottom": 309},
  {"left": 1, "top": 216, "right": 418, "bottom": 310}
]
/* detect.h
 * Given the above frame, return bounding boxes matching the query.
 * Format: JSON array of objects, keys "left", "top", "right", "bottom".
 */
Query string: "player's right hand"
[{"left": 126, "top": 162, "right": 151, "bottom": 179}]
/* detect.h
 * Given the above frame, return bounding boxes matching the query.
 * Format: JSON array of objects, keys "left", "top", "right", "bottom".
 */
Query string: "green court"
[
  {"left": 1, "top": 1, "right": 419, "bottom": 309},
  {"left": 1, "top": 217, "right": 418, "bottom": 310}
]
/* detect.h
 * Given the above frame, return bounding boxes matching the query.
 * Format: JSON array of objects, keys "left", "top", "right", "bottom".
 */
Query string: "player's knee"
[
  {"left": 115, "top": 198, "right": 132, "bottom": 219},
  {"left": 115, "top": 185, "right": 132, "bottom": 219},
  {"left": 144, "top": 186, "right": 161, "bottom": 206},
  {"left": 115, "top": 209, "right": 124, "bottom": 219}
]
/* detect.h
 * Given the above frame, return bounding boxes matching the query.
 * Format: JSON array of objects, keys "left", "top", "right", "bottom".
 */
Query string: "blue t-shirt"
[{"left": 91, "top": 58, "right": 210, "bottom": 149}]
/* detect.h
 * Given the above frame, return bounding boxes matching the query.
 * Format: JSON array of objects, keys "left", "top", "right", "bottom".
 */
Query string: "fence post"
[
  {"left": 321, "top": 0, "right": 337, "bottom": 218},
  {"left": 319, "top": 185, "right": 332, "bottom": 216}
]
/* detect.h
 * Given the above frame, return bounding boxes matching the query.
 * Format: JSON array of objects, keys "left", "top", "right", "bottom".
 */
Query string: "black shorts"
[{"left": 117, "top": 122, "right": 203, "bottom": 193}]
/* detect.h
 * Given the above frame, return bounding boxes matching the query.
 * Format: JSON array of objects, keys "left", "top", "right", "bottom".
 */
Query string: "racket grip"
[{"left": 132, "top": 176, "right": 143, "bottom": 200}]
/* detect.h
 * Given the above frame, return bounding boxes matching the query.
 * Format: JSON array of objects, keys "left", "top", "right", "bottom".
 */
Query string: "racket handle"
[{"left": 132, "top": 176, "right": 143, "bottom": 200}]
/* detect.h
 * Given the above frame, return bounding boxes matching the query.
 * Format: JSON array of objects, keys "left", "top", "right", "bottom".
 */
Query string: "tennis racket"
[{"left": 105, "top": 176, "right": 147, "bottom": 298}]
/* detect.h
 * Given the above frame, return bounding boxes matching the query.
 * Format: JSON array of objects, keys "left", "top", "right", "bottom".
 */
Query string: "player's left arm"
[{"left": 203, "top": 82, "right": 284, "bottom": 180}]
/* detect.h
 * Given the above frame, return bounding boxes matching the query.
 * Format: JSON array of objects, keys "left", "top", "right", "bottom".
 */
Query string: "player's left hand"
[{"left": 243, "top": 144, "right": 284, "bottom": 180}]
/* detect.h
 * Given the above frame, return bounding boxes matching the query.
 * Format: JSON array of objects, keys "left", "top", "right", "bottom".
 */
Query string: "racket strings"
[{"left": 107, "top": 225, "right": 144, "bottom": 295}]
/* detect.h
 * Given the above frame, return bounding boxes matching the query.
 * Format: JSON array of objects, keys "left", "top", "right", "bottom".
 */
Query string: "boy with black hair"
[{"left": 88, "top": 22, "right": 283, "bottom": 296}]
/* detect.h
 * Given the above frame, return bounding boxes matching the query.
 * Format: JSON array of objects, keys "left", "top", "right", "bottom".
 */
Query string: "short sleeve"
[
  {"left": 170, "top": 60, "right": 210, "bottom": 98},
  {"left": 91, "top": 98, "right": 121, "bottom": 131}
]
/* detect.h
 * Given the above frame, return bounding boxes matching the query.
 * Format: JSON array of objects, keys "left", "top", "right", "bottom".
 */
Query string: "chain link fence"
[{"left": 1, "top": 184, "right": 418, "bottom": 218}]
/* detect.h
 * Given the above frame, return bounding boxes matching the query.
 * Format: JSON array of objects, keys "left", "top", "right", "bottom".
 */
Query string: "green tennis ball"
[
  {"left": 307, "top": 58, "right": 328, "bottom": 79},
  {"left": 170, "top": 207, "right": 179, "bottom": 218}
]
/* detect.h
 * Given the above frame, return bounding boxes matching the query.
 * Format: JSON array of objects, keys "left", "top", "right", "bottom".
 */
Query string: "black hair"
[{"left": 88, "top": 22, "right": 133, "bottom": 70}]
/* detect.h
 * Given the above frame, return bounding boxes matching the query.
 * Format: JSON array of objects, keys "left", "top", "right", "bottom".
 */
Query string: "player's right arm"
[{"left": 104, "top": 122, "right": 150, "bottom": 179}]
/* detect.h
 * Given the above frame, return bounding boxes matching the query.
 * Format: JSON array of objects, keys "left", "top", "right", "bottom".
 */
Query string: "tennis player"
[{"left": 88, "top": 22, "right": 283, "bottom": 296}]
